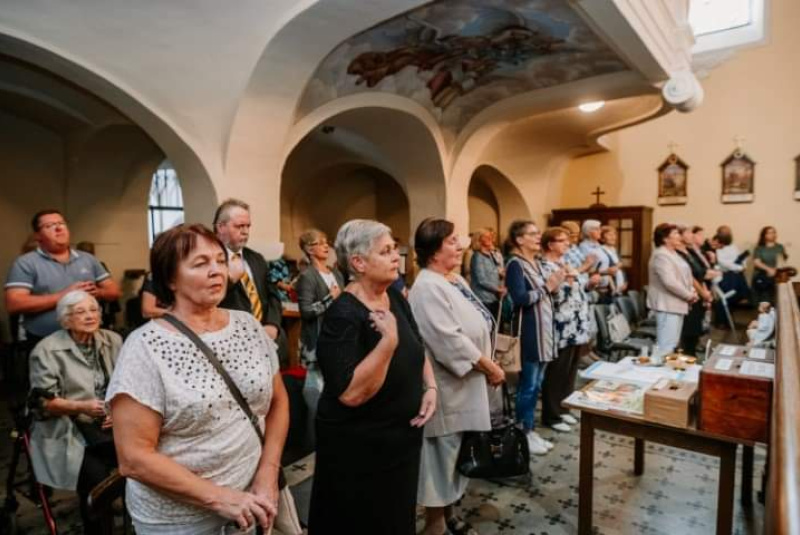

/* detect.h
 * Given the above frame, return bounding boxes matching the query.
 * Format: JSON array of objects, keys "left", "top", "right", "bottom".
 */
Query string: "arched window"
[
  {"left": 148, "top": 162, "right": 184, "bottom": 246},
  {"left": 689, "top": 0, "right": 753, "bottom": 36},
  {"left": 689, "top": 0, "right": 766, "bottom": 54}
]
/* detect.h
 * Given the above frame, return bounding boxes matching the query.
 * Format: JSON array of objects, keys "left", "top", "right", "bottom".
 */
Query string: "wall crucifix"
[{"left": 590, "top": 186, "right": 606, "bottom": 207}]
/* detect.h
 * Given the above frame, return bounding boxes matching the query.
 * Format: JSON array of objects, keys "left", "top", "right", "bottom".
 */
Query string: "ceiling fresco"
[{"left": 298, "top": 0, "right": 630, "bottom": 135}]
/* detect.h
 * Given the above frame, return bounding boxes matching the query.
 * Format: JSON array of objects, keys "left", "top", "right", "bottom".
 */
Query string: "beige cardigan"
[
  {"left": 28, "top": 329, "right": 122, "bottom": 490},
  {"left": 647, "top": 246, "right": 694, "bottom": 315},
  {"left": 408, "top": 269, "right": 492, "bottom": 438}
]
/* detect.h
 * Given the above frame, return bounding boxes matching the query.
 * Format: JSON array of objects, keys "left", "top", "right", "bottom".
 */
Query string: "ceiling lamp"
[{"left": 578, "top": 101, "right": 605, "bottom": 113}]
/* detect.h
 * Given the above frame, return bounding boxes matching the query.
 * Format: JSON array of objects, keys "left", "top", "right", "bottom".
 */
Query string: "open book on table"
[{"left": 565, "top": 379, "right": 647, "bottom": 414}]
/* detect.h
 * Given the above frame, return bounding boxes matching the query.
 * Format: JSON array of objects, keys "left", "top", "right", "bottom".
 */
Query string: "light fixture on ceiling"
[{"left": 578, "top": 101, "right": 605, "bottom": 113}]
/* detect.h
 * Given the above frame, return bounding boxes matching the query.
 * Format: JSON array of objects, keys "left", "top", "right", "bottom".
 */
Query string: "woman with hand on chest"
[{"left": 308, "top": 219, "right": 436, "bottom": 534}]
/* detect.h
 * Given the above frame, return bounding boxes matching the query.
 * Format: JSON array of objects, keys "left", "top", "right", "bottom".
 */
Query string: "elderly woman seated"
[{"left": 28, "top": 289, "right": 122, "bottom": 534}]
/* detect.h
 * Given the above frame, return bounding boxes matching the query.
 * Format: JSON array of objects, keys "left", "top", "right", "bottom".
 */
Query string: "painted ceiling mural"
[{"left": 298, "top": 0, "right": 629, "bottom": 136}]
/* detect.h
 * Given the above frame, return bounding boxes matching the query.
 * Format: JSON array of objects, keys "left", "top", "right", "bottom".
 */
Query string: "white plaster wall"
[
  {"left": 468, "top": 179, "right": 500, "bottom": 234},
  {"left": 65, "top": 125, "right": 163, "bottom": 288},
  {"left": 557, "top": 0, "right": 800, "bottom": 274},
  {"left": 0, "top": 111, "right": 65, "bottom": 338},
  {"left": 0, "top": 115, "right": 165, "bottom": 339},
  {"left": 281, "top": 166, "right": 409, "bottom": 260}
]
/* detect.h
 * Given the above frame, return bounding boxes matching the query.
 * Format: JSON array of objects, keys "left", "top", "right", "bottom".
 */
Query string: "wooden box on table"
[
  {"left": 644, "top": 379, "right": 698, "bottom": 428},
  {"left": 698, "top": 355, "right": 773, "bottom": 442}
]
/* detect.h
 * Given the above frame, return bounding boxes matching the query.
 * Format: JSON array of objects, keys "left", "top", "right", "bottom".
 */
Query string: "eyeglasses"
[
  {"left": 39, "top": 221, "right": 67, "bottom": 231},
  {"left": 70, "top": 307, "right": 100, "bottom": 317}
]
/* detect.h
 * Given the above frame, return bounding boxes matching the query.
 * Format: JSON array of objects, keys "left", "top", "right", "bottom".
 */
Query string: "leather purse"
[
  {"left": 493, "top": 302, "right": 522, "bottom": 374},
  {"left": 162, "top": 315, "right": 303, "bottom": 535},
  {"left": 456, "top": 385, "right": 530, "bottom": 479}
]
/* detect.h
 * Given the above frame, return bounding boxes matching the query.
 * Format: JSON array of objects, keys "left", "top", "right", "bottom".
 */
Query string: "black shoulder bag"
[{"left": 456, "top": 383, "right": 530, "bottom": 479}]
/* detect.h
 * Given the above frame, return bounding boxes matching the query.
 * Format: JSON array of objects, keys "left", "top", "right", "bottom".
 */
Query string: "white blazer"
[
  {"left": 647, "top": 246, "right": 694, "bottom": 315},
  {"left": 409, "top": 269, "right": 493, "bottom": 438}
]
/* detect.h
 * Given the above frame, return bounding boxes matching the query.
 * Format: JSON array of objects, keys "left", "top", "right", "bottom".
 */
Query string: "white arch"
[
  {"left": 469, "top": 165, "right": 531, "bottom": 236},
  {"left": 0, "top": 33, "right": 218, "bottom": 222},
  {"left": 283, "top": 102, "right": 448, "bottom": 236}
]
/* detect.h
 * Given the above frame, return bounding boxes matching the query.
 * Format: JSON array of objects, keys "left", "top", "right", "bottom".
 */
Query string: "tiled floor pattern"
[
  {"left": 2, "top": 309, "right": 765, "bottom": 534},
  {"left": 3, "top": 416, "right": 765, "bottom": 534}
]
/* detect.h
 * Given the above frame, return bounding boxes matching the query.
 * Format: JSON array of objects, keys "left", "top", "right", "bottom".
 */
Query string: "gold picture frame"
[
  {"left": 794, "top": 155, "right": 800, "bottom": 200},
  {"left": 657, "top": 153, "right": 688, "bottom": 206},
  {"left": 721, "top": 150, "right": 755, "bottom": 204}
]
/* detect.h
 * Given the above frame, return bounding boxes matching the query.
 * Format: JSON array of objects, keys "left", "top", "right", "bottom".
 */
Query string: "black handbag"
[
  {"left": 74, "top": 418, "right": 114, "bottom": 447},
  {"left": 456, "top": 385, "right": 530, "bottom": 479}
]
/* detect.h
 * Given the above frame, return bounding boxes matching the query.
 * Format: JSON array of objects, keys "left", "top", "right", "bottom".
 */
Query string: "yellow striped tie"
[{"left": 236, "top": 254, "right": 263, "bottom": 322}]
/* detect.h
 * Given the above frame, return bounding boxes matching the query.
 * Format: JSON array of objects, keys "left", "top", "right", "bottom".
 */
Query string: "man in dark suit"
[{"left": 214, "top": 198, "right": 288, "bottom": 367}]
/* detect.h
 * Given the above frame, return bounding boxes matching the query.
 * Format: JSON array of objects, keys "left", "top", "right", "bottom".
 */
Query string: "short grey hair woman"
[
  {"left": 29, "top": 289, "right": 122, "bottom": 534},
  {"left": 309, "top": 219, "right": 436, "bottom": 534}
]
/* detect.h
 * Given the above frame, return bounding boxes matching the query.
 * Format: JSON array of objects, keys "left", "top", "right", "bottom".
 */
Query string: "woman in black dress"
[
  {"left": 309, "top": 219, "right": 437, "bottom": 534},
  {"left": 677, "top": 225, "right": 716, "bottom": 355}
]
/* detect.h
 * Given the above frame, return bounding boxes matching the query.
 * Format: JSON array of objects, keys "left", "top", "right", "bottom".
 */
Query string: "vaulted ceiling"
[
  {"left": 298, "top": 0, "right": 631, "bottom": 136},
  {"left": 0, "top": 0, "right": 699, "bottom": 233}
]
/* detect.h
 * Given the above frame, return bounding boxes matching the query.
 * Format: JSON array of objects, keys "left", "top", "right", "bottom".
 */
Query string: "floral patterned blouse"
[
  {"left": 268, "top": 258, "right": 291, "bottom": 302},
  {"left": 539, "top": 257, "right": 591, "bottom": 349}
]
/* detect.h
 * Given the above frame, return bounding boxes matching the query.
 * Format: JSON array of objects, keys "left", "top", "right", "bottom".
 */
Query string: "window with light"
[{"left": 148, "top": 163, "right": 184, "bottom": 246}]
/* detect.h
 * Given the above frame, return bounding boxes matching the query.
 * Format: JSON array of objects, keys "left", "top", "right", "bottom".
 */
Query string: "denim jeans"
[{"left": 515, "top": 359, "right": 547, "bottom": 431}]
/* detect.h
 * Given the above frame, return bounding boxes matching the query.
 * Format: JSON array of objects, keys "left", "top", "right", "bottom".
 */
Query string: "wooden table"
[{"left": 565, "top": 402, "right": 756, "bottom": 535}]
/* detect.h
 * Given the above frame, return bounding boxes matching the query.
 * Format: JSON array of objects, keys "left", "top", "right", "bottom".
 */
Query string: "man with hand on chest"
[
  {"left": 5, "top": 209, "right": 121, "bottom": 350},
  {"left": 213, "top": 199, "right": 288, "bottom": 367}
]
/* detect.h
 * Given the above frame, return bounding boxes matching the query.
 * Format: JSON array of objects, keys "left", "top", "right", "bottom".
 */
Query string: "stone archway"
[
  {"left": 281, "top": 162, "right": 410, "bottom": 260},
  {"left": 0, "top": 34, "right": 218, "bottom": 223},
  {"left": 282, "top": 101, "right": 448, "bottom": 248},
  {"left": 468, "top": 165, "right": 530, "bottom": 239}
]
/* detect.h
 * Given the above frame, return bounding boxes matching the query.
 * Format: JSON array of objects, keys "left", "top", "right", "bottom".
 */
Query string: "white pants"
[{"left": 655, "top": 311, "right": 684, "bottom": 356}]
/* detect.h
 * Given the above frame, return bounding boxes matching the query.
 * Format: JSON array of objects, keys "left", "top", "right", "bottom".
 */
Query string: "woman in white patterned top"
[
  {"left": 538, "top": 227, "right": 599, "bottom": 433},
  {"left": 106, "top": 224, "right": 289, "bottom": 535}
]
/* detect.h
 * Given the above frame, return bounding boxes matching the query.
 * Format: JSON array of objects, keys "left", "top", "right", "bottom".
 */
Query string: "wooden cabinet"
[
  {"left": 699, "top": 354, "right": 772, "bottom": 443},
  {"left": 549, "top": 206, "right": 653, "bottom": 291}
]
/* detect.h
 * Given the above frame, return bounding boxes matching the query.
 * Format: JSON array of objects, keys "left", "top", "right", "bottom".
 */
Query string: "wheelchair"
[
  {"left": 0, "top": 338, "right": 57, "bottom": 534},
  {"left": 1, "top": 338, "right": 129, "bottom": 534}
]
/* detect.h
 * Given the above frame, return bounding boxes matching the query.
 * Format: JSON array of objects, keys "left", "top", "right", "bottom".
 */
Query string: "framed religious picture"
[
  {"left": 794, "top": 155, "right": 800, "bottom": 200},
  {"left": 721, "top": 150, "right": 755, "bottom": 203},
  {"left": 657, "top": 153, "right": 688, "bottom": 205}
]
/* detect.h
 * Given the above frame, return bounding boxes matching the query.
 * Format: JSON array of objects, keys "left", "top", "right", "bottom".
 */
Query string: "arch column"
[{"left": 0, "top": 34, "right": 219, "bottom": 224}]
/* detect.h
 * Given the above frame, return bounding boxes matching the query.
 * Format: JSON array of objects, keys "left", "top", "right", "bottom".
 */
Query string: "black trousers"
[
  {"left": 76, "top": 441, "right": 118, "bottom": 534},
  {"left": 680, "top": 301, "right": 705, "bottom": 357},
  {"left": 541, "top": 345, "right": 581, "bottom": 426}
]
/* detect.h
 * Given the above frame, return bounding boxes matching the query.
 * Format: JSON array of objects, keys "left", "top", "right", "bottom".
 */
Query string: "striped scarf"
[{"left": 508, "top": 255, "right": 557, "bottom": 363}]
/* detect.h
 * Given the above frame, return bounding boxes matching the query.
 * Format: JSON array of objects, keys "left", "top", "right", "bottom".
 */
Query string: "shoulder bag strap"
[
  {"left": 161, "top": 314, "right": 288, "bottom": 489},
  {"left": 162, "top": 314, "right": 265, "bottom": 443}
]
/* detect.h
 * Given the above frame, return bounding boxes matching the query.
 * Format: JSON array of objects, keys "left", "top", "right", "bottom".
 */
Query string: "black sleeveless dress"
[{"left": 308, "top": 287, "right": 424, "bottom": 534}]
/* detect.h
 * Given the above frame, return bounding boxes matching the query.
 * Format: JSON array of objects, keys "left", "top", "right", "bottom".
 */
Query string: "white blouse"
[{"left": 106, "top": 310, "right": 278, "bottom": 531}]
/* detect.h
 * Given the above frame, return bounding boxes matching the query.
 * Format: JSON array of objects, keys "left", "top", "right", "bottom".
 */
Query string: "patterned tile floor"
[
  {"left": 2, "top": 310, "right": 766, "bottom": 534},
  {"left": 287, "top": 424, "right": 765, "bottom": 535},
  {"left": 2, "top": 414, "right": 765, "bottom": 534}
]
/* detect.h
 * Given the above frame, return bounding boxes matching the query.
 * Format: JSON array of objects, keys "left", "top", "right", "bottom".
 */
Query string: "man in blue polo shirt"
[{"left": 5, "top": 209, "right": 121, "bottom": 347}]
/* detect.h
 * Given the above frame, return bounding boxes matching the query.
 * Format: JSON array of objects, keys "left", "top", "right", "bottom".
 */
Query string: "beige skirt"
[{"left": 417, "top": 433, "right": 469, "bottom": 507}]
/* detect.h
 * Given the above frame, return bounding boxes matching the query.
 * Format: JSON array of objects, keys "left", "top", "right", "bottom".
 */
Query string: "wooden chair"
[{"left": 88, "top": 469, "right": 130, "bottom": 534}]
